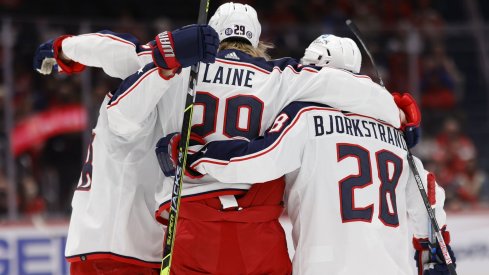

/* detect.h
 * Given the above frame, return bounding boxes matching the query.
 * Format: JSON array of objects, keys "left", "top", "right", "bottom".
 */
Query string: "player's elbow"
[{"left": 106, "top": 107, "right": 149, "bottom": 140}]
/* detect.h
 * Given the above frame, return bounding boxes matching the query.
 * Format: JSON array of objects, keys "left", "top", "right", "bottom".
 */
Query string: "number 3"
[{"left": 77, "top": 134, "right": 95, "bottom": 191}]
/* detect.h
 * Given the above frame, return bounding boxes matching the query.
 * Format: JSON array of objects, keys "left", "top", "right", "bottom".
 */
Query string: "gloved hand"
[
  {"left": 393, "top": 92, "right": 421, "bottom": 149},
  {"left": 33, "top": 39, "right": 58, "bottom": 75},
  {"left": 155, "top": 132, "right": 205, "bottom": 178},
  {"left": 151, "top": 24, "right": 219, "bottom": 72},
  {"left": 33, "top": 35, "right": 86, "bottom": 75},
  {"left": 413, "top": 229, "right": 456, "bottom": 275}
]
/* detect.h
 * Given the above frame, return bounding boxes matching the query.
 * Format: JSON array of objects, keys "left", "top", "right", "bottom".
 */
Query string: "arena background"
[{"left": 1, "top": 0, "right": 489, "bottom": 274}]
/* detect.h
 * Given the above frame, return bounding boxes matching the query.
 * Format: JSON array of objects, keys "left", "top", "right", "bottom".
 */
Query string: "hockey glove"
[
  {"left": 33, "top": 35, "right": 86, "bottom": 75},
  {"left": 413, "top": 229, "right": 456, "bottom": 275},
  {"left": 155, "top": 132, "right": 205, "bottom": 178},
  {"left": 151, "top": 24, "right": 219, "bottom": 71},
  {"left": 393, "top": 92, "right": 421, "bottom": 148}
]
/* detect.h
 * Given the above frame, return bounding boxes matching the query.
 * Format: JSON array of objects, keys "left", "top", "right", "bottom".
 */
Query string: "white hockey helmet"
[
  {"left": 208, "top": 2, "right": 261, "bottom": 47},
  {"left": 301, "top": 34, "right": 362, "bottom": 73}
]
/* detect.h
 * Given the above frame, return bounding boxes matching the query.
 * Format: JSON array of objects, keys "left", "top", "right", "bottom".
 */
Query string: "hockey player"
[
  {"left": 106, "top": 2, "right": 409, "bottom": 274},
  {"left": 159, "top": 35, "right": 457, "bottom": 275},
  {"left": 33, "top": 25, "right": 219, "bottom": 274}
]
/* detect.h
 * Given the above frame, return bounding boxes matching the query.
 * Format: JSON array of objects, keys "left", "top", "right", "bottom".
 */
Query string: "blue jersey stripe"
[
  {"left": 96, "top": 30, "right": 151, "bottom": 54},
  {"left": 107, "top": 63, "right": 157, "bottom": 106},
  {"left": 188, "top": 102, "right": 330, "bottom": 164}
]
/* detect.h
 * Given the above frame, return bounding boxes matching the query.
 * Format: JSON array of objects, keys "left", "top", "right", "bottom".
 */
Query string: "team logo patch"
[
  {"left": 225, "top": 28, "right": 233, "bottom": 35},
  {"left": 246, "top": 31, "right": 253, "bottom": 39}
]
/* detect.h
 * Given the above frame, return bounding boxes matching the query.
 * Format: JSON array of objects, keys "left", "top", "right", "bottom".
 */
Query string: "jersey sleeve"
[
  {"left": 278, "top": 66, "right": 401, "bottom": 128},
  {"left": 106, "top": 64, "right": 187, "bottom": 139},
  {"left": 188, "top": 102, "right": 311, "bottom": 183},
  {"left": 61, "top": 30, "right": 152, "bottom": 79},
  {"left": 406, "top": 156, "right": 447, "bottom": 239}
]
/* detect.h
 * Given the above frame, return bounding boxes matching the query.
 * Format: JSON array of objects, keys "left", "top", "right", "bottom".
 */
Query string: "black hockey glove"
[
  {"left": 413, "top": 229, "right": 456, "bottom": 275},
  {"left": 33, "top": 35, "right": 86, "bottom": 75},
  {"left": 155, "top": 132, "right": 205, "bottom": 178},
  {"left": 151, "top": 24, "right": 219, "bottom": 71}
]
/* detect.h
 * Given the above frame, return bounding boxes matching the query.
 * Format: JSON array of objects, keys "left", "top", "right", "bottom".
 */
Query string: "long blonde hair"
[{"left": 219, "top": 39, "right": 274, "bottom": 60}]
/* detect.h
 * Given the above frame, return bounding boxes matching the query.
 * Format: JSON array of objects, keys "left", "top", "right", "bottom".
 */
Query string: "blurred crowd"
[{"left": 0, "top": 0, "right": 488, "bottom": 218}]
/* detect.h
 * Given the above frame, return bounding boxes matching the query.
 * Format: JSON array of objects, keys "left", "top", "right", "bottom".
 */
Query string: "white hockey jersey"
[
  {"left": 59, "top": 31, "right": 165, "bottom": 267},
  {"left": 105, "top": 49, "right": 403, "bottom": 217},
  {"left": 189, "top": 102, "right": 447, "bottom": 275}
]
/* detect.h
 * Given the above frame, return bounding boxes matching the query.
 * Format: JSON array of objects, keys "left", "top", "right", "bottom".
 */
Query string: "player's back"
[
  {"left": 285, "top": 103, "right": 413, "bottom": 275},
  {"left": 66, "top": 94, "right": 164, "bottom": 267},
  {"left": 158, "top": 49, "right": 320, "bottom": 205},
  {"left": 193, "top": 49, "right": 312, "bottom": 142},
  {"left": 156, "top": 48, "right": 399, "bottom": 207}
]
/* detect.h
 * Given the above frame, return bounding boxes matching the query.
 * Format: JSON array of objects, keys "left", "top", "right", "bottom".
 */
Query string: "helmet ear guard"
[
  {"left": 209, "top": 2, "right": 261, "bottom": 48},
  {"left": 301, "top": 34, "right": 362, "bottom": 74}
]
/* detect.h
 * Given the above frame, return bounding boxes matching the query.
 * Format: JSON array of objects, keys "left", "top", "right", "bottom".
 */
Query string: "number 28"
[{"left": 337, "top": 143, "right": 402, "bottom": 227}]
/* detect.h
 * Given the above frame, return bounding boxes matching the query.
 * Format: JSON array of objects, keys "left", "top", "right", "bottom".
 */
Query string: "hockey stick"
[
  {"left": 345, "top": 20, "right": 384, "bottom": 87},
  {"left": 346, "top": 19, "right": 457, "bottom": 275},
  {"left": 160, "top": 1, "right": 210, "bottom": 274},
  {"left": 427, "top": 174, "right": 438, "bottom": 262}
]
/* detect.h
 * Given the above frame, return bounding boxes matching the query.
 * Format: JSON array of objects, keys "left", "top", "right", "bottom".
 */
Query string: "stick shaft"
[
  {"left": 160, "top": 1, "right": 210, "bottom": 274},
  {"left": 346, "top": 19, "right": 384, "bottom": 87}
]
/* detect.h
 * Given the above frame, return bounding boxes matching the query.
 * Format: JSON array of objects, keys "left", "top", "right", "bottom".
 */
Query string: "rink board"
[{"left": 0, "top": 212, "right": 488, "bottom": 275}]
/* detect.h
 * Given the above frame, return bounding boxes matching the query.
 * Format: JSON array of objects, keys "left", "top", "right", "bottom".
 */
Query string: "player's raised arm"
[
  {"left": 277, "top": 34, "right": 402, "bottom": 128},
  {"left": 60, "top": 31, "right": 153, "bottom": 78},
  {"left": 33, "top": 30, "right": 152, "bottom": 79},
  {"left": 156, "top": 102, "right": 317, "bottom": 183},
  {"left": 105, "top": 24, "right": 219, "bottom": 139}
]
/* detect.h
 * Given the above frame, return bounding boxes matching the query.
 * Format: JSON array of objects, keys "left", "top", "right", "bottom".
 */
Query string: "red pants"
[
  {"left": 169, "top": 179, "right": 292, "bottom": 275},
  {"left": 70, "top": 259, "right": 159, "bottom": 275}
]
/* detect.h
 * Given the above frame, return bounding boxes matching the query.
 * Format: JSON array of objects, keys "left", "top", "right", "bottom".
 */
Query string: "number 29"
[{"left": 234, "top": 25, "right": 246, "bottom": 35}]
